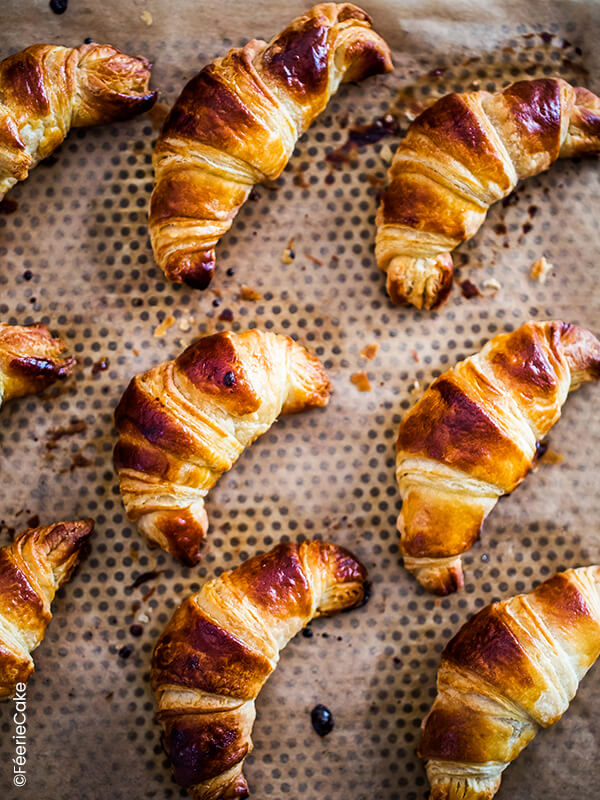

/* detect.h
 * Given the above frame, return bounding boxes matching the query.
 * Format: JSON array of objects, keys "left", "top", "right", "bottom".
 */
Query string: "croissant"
[
  {"left": 0, "top": 519, "right": 94, "bottom": 699},
  {"left": 151, "top": 539, "right": 368, "bottom": 799},
  {"left": 149, "top": 3, "right": 392, "bottom": 288},
  {"left": 114, "top": 329, "right": 330, "bottom": 565},
  {"left": 0, "top": 322, "right": 75, "bottom": 409},
  {"left": 376, "top": 78, "right": 600, "bottom": 308},
  {"left": 0, "top": 42, "right": 156, "bottom": 198},
  {"left": 396, "top": 320, "right": 600, "bottom": 595},
  {"left": 420, "top": 565, "right": 600, "bottom": 799}
]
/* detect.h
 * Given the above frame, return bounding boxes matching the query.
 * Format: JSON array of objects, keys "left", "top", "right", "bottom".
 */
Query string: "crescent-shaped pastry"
[
  {"left": 151, "top": 539, "right": 368, "bottom": 799},
  {"left": 114, "top": 329, "right": 330, "bottom": 564},
  {"left": 0, "top": 519, "right": 94, "bottom": 699},
  {"left": 149, "top": 2, "right": 392, "bottom": 288},
  {"left": 0, "top": 42, "right": 156, "bottom": 198},
  {"left": 395, "top": 320, "right": 600, "bottom": 594},
  {"left": 376, "top": 78, "right": 600, "bottom": 308},
  {"left": 420, "top": 565, "right": 600, "bottom": 799},
  {"left": 0, "top": 322, "right": 75, "bottom": 410}
]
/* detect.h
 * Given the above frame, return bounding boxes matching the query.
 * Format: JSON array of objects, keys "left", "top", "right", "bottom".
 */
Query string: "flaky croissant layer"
[
  {"left": 0, "top": 42, "right": 156, "bottom": 198},
  {"left": 0, "top": 322, "right": 74, "bottom": 409},
  {"left": 376, "top": 78, "right": 600, "bottom": 309},
  {"left": 149, "top": 3, "right": 392, "bottom": 288},
  {"left": 151, "top": 540, "right": 369, "bottom": 799},
  {"left": 396, "top": 320, "right": 600, "bottom": 594},
  {"left": 114, "top": 329, "right": 330, "bottom": 564},
  {"left": 0, "top": 519, "right": 94, "bottom": 699},
  {"left": 420, "top": 565, "right": 600, "bottom": 799}
]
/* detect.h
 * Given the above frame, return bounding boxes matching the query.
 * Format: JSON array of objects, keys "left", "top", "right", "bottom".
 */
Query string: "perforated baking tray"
[{"left": 1, "top": 2, "right": 599, "bottom": 799}]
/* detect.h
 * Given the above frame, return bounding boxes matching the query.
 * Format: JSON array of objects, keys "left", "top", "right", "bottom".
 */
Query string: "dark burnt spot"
[
  {"left": 311, "top": 704, "right": 334, "bottom": 737},
  {"left": 535, "top": 440, "right": 548, "bottom": 461},
  {"left": 494, "top": 223, "right": 507, "bottom": 235},
  {"left": 0, "top": 198, "right": 19, "bottom": 214},
  {"left": 502, "top": 192, "right": 519, "bottom": 208},
  {"left": 522, "top": 222, "right": 532, "bottom": 234},
  {"left": 540, "top": 31, "right": 553, "bottom": 44},
  {"left": 49, "top": 0, "right": 68, "bottom": 13},
  {"left": 165, "top": 715, "right": 248, "bottom": 788},
  {"left": 460, "top": 279, "right": 480, "bottom": 299},
  {"left": 91, "top": 357, "right": 109, "bottom": 374},
  {"left": 502, "top": 79, "right": 562, "bottom": 160},
  {"left": 118, "top": 644, "right": 133, "bottom": 659},
  {"left": 218, "top": 308, "right": 235, "bottom": 322},
  {"left": 127, "top": 569, "right": 163, "bottom": 590},
  {"left": 301, "top": 626, "right": 314, "bottom": 638},
  {"left": 163, "top": 250, "right": 214, "bottom": 290},
  {"left": 528, "top": 205, "right": 539, "bottom": 218},
  {"left": 262, "top": 19, "right": 330, "bottom": 96},
  {"left": 9, "top": 355, "right": 74, "bottom": 380},
  {"left": 176, "top": 333, "right": 259, "bottom": 414},
  {"left": 129, "top": 624, "right": 143, "bottom": 637}
]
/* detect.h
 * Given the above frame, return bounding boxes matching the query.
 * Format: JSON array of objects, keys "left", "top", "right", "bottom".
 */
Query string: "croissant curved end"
[
  {"left": 164, "top": 249, "right": 216, "bottom": 290},
  {"left": 138, "top": 502, "right": 209, "bottom": 566},
  {"left": 402, "top": 554, "right": 465, "bottom": 596},
  {"left": 386, "top": 253, "right": 454, "bottom": 310}
]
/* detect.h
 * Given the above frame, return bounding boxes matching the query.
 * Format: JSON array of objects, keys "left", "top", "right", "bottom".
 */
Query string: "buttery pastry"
[
  {"left": 0, "top": 519, "right": 94, "bottom": 699},
  {"left": 376, "top": 78, "right": 600, "bottom": 308},
  {"left": 114, "top": 329, "right": 330, "bottom": 564},
  {"left": 151, "top": 539, "right": 368, "bottom": 799},
  {"left": 0, "top": 42, "right": 156, "bottom": 198},
  {"left": 420, "top": 565, "right": 600, "bottom": 799},
  {"left": 396, "top": 320, "right": 600, "bottom": 594},
  {"left": 0, "top": 323, "right": 75, "bottom": 409},
  {"left": 149, "top": 2, "right": 393, "bottom": 288}
]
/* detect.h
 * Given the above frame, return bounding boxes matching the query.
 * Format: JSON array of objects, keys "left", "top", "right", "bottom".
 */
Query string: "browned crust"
[
  {"left": 502, "top": 79, "right": 563, "bottom": 161},
  {"left": 151, "top": 509, "right": 209, "bottom": 567}
]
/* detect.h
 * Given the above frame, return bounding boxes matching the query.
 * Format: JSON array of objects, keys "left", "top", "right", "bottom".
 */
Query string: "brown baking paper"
[{"left": 0, "top": 1, "right": 599, "bottom": 798}]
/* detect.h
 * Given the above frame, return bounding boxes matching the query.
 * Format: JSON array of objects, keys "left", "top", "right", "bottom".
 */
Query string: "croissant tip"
[{"left": 164, "top": 251, "right": 215, "bottom": 289}]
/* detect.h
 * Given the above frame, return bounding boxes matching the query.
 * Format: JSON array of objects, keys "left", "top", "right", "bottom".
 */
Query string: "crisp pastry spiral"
[
  {"left": 151, "top": 539, "right": 368, "bottom": 799},
  {"left": 376, "top": 78, "right": 600, "bottom": 308},
  {"left": 0, "top": 322, "right": 74, "bottom": 409},
  {"left": 149, "top": 2, "right": 392, "bottom": 288},
  {"left": 420, "top": 566, "right": 600, "bottom": 799},
  {"left": 0, "top": 42, "right": 156, "bottom": 198},
  {"left": 0, "top": 519, "right": 94, "bottom": 699},
  {"left": 114, "top": 329, "right": 330, "bottom": 564},
  {"left": 395, "top": 320, "right": 600, "bottom": 594}
]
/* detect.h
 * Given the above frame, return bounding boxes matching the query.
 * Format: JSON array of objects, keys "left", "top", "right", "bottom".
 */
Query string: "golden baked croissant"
[
  {"left": 420, "top": 565, "right": 600, "bottom": 799},
  {"left": 396, "top": 320, "right": 600, "bottom": 595},
  {"left": 114, "top": 329, "right": 330, "bottom": 565},
  {"left": 149, "top": 3, "right": 392, "bottom": 288},
  {"left": 376, "top": 78, "right": 600, "bottom": 308},
  {"left": 0, "top": 519, "right": 94, "bottom": 699},
  {"left": 0, "top": 322, "right": 75, "bottom": 409},
  {"left": 151, "top": 539, "right": 368, "bottom": 799},
  {"left": 0, "top": 42, "right": 156, "bottom": 198}
]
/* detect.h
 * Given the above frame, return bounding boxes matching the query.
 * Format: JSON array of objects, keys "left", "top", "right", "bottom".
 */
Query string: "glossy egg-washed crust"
[
  {"left": 0, "top": 322, "right": 75, "bottom": 408},
  {"left": 0, "top": 42, "right": 156, "bottom": 198},
  {"left": 420, "top": 566, "right": 600, "bottom": 799},
  {"left": 149, "top": 2, "right": 392, "bottom": 289},
  {"left": 376, "top": 78, "right": 600, "bottom": 309},
  {"left": 396, "top": 320, "right": 600, "bottom": 595},
  {"left": 151, "top": 540, "right": 368, "bottom": 799},
  {"left": 114, "top": 329, "right": 330, "bottom": 565},
  {"left": 0, "top": 519, "right": 94, "bottom": 699}
]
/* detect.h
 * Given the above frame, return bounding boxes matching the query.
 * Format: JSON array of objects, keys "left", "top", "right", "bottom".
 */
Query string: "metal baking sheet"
[{"left": 1, "top": 1, "right": 599, "bottom": 798}]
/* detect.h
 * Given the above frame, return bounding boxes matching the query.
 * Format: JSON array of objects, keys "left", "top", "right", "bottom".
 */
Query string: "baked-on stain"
[{"left": 163, "top": 714, "right": 249, "bottom": 788}]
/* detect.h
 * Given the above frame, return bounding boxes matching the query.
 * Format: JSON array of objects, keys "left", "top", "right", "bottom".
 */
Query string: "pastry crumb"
[
  {"left": 530, "top": 256, "right": 553, "bottom": 283},
  {"left": 140, "top": 10, "right": 153, "bottom": 25},
  {"left": 408, "top": 379, "right": 421, "bottom": 392},
  {"left": 482, "top": 278, "right": 502, "bottom": 294},
  {"left": 379, "top": 143, "right": 394, "bottom": 164},
  {"left": 240, "top": 285, "right": 262, "bottom": 301},
  {"left": 179, "top": 316, "right": 194, "bottom": 332},
  {"left": 154, "top": 315, "right": 175, "bottom": 337},
  {"left": 411, "top": 349, "right": 419, "bottom": 363},
  {"left": 282, "top": 237, "right": 295, "bottom": 264},
  {"left": 350, "top": 371, "right": 371, "bottom": 391},
  {"left": 360, "top": 343, "right": 378, "bottom": 360},
  {"left": 460, "top": 279, "right": 480, "bottom": 299}
]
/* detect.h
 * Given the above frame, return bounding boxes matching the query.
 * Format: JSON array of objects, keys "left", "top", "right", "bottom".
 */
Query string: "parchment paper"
[{"left": 0, "top": 2, "right": 599, "bottom": 799}]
